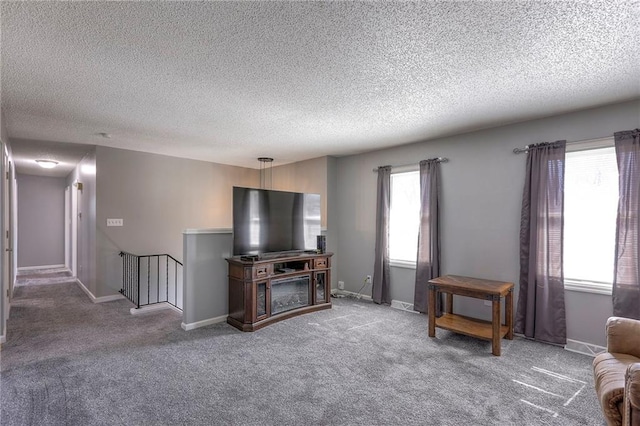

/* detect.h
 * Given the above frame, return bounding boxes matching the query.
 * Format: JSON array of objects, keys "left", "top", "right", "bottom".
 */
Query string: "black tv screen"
[{"left": 232, "top": 187, "right": 321, "bottom": 256}]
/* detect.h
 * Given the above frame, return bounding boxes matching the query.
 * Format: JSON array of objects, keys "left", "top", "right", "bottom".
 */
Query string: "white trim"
[
  {"left": 566, "top": 136, "right": 614, "bottom": 153},
  {"left": 564, "top": 279, "right": 612, "bottom": 296},
  {"left": 390, "top": 299, "right": 419, "bottom": 313},
  {"left": 183, "top": 228, "right": 232, "bottom": 235},
  {"left": 64, "top": 186, "right": 70, "bottom": 269},
  {"left": 564, "top": 339, "right": 606, "bottom": 357},
  {"left": 0, "top": 334, "right": 5, "bottom": 344},
  {"left": 335, "top": 289, "right": 372, "bottom": 301},
  {"left": 390, "top": 165, "right": 420, "bottom": 174},
  {"left": 94, "top": 293, "right": 126, "bottom": 303},
  {"left": 389, "top": 260, "right": 416, "bottom": 269},
  {"left": 130, "top": 302, "right": 182, "bottom": 316},
  {"left": 71, "top": 183, "right": 78, "bottom": 277},
  {"left": 75, "top": 279, "right": 125, "bottom": 303},
  {"left": 17, "top": 264, "right": 66, "bottom": 272},
  {"left": 184, "top": 227, "right": 329, "bottom": 235},
  {"left": 181, "top": 314, "right": 227, "bottom": 331}
]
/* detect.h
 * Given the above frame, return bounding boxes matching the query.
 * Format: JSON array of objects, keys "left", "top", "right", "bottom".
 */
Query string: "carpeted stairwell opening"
[{"left": 14, "top": 267, "right": 75, "bottom": 286}]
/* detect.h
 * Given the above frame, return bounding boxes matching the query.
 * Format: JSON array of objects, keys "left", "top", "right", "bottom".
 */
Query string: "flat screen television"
[{"left": 232, "top": 186, "right": 321, "bottom": 256}]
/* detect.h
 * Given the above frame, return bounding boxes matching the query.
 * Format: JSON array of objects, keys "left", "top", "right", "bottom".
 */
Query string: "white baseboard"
[
  {"left": 391, "top": 299, "right": 419, "bottom": 313},
  {"left": 334, "top": 289, "right": 373, "bottom": 301},
  {"left": 18, "top": 264, "right": 66, "bottom": 272},
  {"left": 564, "top": 339, "right": 606, "bottom": 357},
  {"left": 0, "top": 334, "right": 5, "bottom": 344},
  {"left": 181, "top": 314, "right": 227, "bottom": 331},
  {"left": 76, "top": 279, "right": 125, "bottom": 304},
  {"left": 130, "top": 302, "right": 182, "bottom": 316},
  {"left": 94, "top": 294, "right": 126, "bottom": 303}
]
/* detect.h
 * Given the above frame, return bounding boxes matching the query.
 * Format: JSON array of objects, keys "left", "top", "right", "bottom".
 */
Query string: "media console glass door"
[
  {"left": 270, "top": 275, "right": 311, "bottom": 316},
  {"left": 314, "top": 271, "right": 328, "bottom": 304},
  {"left": 256, "top": 281, "right": 268, "bottom": 320}
]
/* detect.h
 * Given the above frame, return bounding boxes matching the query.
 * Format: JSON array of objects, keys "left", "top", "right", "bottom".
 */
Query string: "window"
[
  {"left": 389, "top": 171, "right": 420, "bottom": 266},
  {"left": 564, "top": 145, "right": 618, "bottom": 293}
]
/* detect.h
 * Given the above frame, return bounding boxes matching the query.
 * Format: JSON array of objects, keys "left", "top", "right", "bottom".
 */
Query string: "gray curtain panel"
[
  {"left": 613, "top": 129, "right": 640, "bottom": 320},
  {"left": 413, "top": 159, "right": 441, "bottom": 313},
  {"left": 373, "top": 165, "right": 392, "bottom": 305},
  {"left": 515, "top": 141, "right": 567, "bottom": 345}
]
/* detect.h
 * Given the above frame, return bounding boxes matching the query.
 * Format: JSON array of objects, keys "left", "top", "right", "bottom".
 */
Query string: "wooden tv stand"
[{"left": 226, "top": 252, "right": 332, "bottom": 332}]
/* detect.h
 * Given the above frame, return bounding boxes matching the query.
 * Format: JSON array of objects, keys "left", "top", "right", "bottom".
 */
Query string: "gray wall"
[
  {"left": 84, "top": 145, "right": 335, "bottom": 301},
  {"left": 0, "top": 112, "right": 7, "bottom": 145},
  {"left": 335, "top": 99, "right": 640, "bottom": 347},
  {"left": 17, "top": 173, "right": 66, "bottom": 267},
  {"left": 326, "top": 156, "right": 338, "bottom": 290},
  {"left": 182, "top": 231, "right": 232, "bottom": 326},
  {"left": 67, "top": 150, "right": 98, "bottom": 294},
  {"left": 272, "top": 157, "right": 329, "bottom": 228},
  {"left": 95, "top": 146, "right": 258, "bottom": 297}
]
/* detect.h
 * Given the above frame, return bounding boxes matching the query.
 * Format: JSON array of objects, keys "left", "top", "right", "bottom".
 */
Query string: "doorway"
[
  {"left": 68, "top": 183, "right": 78, "bottom": 277},
  {"left": 2, "top": 148, "right": 15, "bottom": 322}
]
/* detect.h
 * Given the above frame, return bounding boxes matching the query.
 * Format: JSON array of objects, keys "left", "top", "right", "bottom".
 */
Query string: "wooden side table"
[{"left": 427, "top": 275, "right": 514, "bottom": 356}]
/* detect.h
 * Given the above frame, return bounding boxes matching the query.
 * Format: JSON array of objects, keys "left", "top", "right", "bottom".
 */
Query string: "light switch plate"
[{"left": 107, "top": 218, "right": 123, "bottom": 227}]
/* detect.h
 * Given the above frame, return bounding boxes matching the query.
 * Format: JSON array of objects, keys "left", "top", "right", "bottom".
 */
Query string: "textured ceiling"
[
  {"left": 10, "top": 139, "right": 94, "bottom": 178},
  {"left": 1, "top": 1, "right": 639, "bottom": 172}
]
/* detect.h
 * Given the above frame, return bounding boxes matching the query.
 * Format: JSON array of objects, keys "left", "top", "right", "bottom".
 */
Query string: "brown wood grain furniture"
[
  {"left": 226, "top": 253, "right": 332, "bottom": 332},
  {"left": 427, "top": 275, "right": 514, "bottom": 356}
]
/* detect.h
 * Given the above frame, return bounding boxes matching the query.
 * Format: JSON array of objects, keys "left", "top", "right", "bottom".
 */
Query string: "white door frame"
[
  {"left": 71, "top": 183, "right": 78, "bottom": 277},
  {"left": 1, "top": 146, "right": 10, "bottom": 322},
  {"left": 64, "top": 186, "right": 70, "bottom": 269},
  {"left": 7, "top": 161, "right": 14, "bottom": 307}
]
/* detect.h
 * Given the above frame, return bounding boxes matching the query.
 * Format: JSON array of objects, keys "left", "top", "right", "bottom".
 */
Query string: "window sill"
[
  {"left": 564, "top": 279, "right": 612, "bottom": 296},
  {"left": 389, "top": 260, "right": 416, "bottom": 270}
]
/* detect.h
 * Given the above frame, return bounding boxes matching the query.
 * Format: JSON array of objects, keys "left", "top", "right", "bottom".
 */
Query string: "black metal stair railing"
[{"left": 119, "top": 251, "right": 183, "bottom": 310}]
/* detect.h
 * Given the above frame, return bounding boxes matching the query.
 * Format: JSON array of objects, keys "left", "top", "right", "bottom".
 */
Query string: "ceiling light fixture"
[
  {"left": 35, "top": 159, "right": 59, "bottom": 169},
  {"left": 258, "top": 157, "right": 274, "bottom": 189}
]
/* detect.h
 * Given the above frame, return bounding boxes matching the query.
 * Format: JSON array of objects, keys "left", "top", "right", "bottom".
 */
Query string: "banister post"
[{"left": 136, "top": 256, "right": 141, "bottom": 309}]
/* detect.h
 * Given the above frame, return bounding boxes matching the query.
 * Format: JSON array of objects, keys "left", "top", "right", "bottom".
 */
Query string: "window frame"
[
  {"left": 388, "top": 168, "right": 420, "bottom": 269},
  {"left": 563, "top": 137, "right": 615, "bottom": 295}
]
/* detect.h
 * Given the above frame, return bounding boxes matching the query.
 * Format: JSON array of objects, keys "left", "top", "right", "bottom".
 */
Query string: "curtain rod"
[
  {"left": 512, "top": 137, "right": 612, "bottom": 154},
  {"left": 372, "top": 157, "right": 448, "bottom": 173}
]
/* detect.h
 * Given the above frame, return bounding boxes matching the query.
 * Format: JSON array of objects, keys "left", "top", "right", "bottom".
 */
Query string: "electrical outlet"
[
  {"left": 338, "top": 281, "right": 345, "bottom": 290},
  {"left": 107, "top": 218, "right": 123, "bottom": 227},
  {"left": 365, "top": 275, "right": 372, "bottom": 284}
]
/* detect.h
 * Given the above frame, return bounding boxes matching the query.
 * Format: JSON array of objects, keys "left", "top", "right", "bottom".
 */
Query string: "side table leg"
[
  {"left": 428, "top": 286, "right": 436, "bottom": 337},
  {"left": 446, "top": 293, "right": 453, "bottom": 314},
  {"left": 506, "top": 289, "right": 514, "bottom": 340},
  {"left": 492, "top": 298, "right": 501, "bottom": 356}
]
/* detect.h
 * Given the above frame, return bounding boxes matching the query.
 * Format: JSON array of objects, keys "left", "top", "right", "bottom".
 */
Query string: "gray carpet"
[
  {"left": 1, "top": 273, "right": 603, "bottom": 425},
  {"left": 14, "top": 267, "right": 75, "bottom": 286}
]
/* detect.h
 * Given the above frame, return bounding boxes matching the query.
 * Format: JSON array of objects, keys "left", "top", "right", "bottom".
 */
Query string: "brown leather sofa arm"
[
  {"left": 607, "top": 317, "right": 640, "bottom": 359},
  {"left": 626, "top": 363, "right": 640, "bottom": 426}
]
